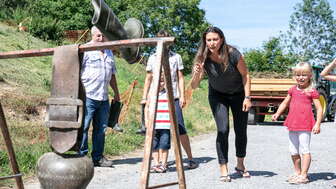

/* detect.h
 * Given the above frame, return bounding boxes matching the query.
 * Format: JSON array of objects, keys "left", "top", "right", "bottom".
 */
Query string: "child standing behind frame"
[
  {"left": 145, "top": 72, "right": 171, "bottom": 173},
  {"left": 272, "top": 62, "right": 322, "bottom": 184}
]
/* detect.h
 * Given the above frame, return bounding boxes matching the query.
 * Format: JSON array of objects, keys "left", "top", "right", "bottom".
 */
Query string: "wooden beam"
[{"left": 0, "top": 37, "right": 175, "bottom": 59}]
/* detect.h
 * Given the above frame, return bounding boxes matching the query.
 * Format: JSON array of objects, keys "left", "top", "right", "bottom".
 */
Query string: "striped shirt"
[
  {"left": 155, "top": 91, "right": 170, "bottom": 130},
  {"left": 81, "top": 46, "right": 116, "bottom": 101}
]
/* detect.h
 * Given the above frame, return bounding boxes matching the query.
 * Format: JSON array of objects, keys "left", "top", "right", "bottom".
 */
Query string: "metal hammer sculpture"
[
  {"left": 91, "top": 0, "right": 144, "bottom": 64},
  {"left": 37, "top": 1, "right": 144, "bottom": 188}
]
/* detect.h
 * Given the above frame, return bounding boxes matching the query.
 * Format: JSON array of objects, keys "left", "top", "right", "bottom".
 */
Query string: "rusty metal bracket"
[{"left": 45, "top": 98, "right": 83, "bottom": 129}]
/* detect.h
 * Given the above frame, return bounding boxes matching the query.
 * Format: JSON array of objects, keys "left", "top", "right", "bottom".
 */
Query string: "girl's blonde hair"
[{"left": 292, "top": 62, "right": 315, "bottom": 91}]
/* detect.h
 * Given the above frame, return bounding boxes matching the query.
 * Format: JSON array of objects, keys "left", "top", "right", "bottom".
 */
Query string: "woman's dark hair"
[{"left": 193, "top": 26, "right": 230, "bottom": 70}]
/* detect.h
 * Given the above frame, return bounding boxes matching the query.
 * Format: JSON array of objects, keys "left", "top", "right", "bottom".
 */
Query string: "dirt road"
[{"left": 25, "top": 122, "right": 336, "bottom": 189}]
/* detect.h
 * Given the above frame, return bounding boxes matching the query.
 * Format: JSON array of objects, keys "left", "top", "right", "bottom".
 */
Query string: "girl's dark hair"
[{"left": 193, "top": 26, "right": 230, "bottom": 70}]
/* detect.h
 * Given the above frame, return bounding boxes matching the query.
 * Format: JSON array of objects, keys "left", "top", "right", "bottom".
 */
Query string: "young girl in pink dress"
[{"left": 272, "top": 62, "right": 323, "bottom": 184}]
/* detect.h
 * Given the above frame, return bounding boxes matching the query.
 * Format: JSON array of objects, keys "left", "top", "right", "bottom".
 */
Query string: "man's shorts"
[{"left": 174, "top": 99, "right": 187, "bottom": 135}]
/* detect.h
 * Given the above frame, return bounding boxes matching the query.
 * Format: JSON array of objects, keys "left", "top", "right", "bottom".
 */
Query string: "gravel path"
[{"left": 25, "top": 122, "right": 336, "bottom": 189}]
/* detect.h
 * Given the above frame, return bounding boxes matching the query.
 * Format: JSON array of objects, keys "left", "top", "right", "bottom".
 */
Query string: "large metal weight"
[{"left": 37, "top": 152, "right": 94, "bottom": 189}]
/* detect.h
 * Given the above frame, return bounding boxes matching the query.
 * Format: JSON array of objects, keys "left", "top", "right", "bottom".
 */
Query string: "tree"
[
  {"left": 2, "top": 0, "right": 208, "bottom": 71},
  {"left": 0, "top": 0, "right": 28, "bottom": 20},
  {"left": 282, "top": 0, "right": 336, "bottom": 65},
  {"left": 27, "top": 0, "right": 92, "bottom": 42},
  {"left": 244, "top": 37, "right": 297, "bottom": 73},
  {"left": 106, "top": 0, "right": 209, "bottom": 73}
]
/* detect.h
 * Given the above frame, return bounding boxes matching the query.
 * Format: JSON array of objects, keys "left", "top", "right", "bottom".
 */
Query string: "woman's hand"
[
  {"left": 194, "top": 63, "right": 204, "bottom": 73},
  {"left": 242, "top": 98, "right": 251, "bottom": 112},
  {"left": 191, "top": 63, "right": 204, "bottom": 89}
]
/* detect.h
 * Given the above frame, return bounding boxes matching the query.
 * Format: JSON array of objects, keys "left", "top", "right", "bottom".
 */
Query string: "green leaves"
[
  {"left": 106, "top": 0, "right": 209, "bottom": 73},
  {"left": 282, "top": 0, "right": 336, "bottom": 65},
  {"left": 244, "top": 37, "right": 297, "bottom": 73}
]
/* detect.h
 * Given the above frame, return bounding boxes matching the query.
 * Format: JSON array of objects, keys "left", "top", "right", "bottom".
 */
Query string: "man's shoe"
[
  {"left": 136, "top": 127, "right": 146, "bottom": 135},
  {"left": 93, "top": 156, "right": 113, "bottom": 167},
  {"left": 113, "top": 123, "right": 123, "bottom": 132}
]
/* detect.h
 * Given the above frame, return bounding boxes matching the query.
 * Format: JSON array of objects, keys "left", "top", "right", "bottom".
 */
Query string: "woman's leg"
[
  {"left": 230, "top": 93, "right": 248, "bottom": 170},
  {"left": 220, "top": 163, "right": 229, "bottom": 177},
  {"left": 208, "top": 94, "right": 230, "bottom": 176}
]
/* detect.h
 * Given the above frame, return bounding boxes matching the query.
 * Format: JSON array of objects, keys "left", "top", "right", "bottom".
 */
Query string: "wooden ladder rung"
[
  {"left": 148, "top": 181, "right": 179, "bottom": 189},
  {"left": 0, "top": 173, "right": 23, "bottom": 181}
]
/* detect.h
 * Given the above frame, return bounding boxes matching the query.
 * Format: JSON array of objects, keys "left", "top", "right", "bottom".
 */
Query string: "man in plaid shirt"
[{"left": 79, "top": 26, "right": 120, "bottom": 167}]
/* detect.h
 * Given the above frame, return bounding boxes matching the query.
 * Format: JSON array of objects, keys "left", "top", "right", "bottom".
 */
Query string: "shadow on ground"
[
  {"left": 112, "top": 157, "right": 143, "bottom": 165},
  {"left": 167, "top": 156, "right": 216, "bottom": 172},
  {"left": 309, "top": 172, "right": 336, "bottom": 182},
  {"left": 230, "top": 170, "right": 277, "bottom": 179}
]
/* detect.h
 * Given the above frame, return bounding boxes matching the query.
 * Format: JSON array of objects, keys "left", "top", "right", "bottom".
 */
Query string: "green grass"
[{"left": 0, "top": 22, "right": 215, "bottom": 187}]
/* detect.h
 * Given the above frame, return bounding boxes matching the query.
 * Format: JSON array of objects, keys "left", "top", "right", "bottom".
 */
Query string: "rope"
[{"left": 75, "top": 29, "right": 90, "bottom": 44}]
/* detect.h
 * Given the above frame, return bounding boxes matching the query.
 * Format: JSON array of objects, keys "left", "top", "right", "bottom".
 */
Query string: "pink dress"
[{"left": 284, "top": 86, "right": 319, "bottom": 131}]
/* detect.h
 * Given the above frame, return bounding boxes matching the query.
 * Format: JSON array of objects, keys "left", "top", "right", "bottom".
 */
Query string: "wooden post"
[
  {"left": 139, "top": 41, "right": 164, "bottom": 188},
  {"left": 139, "top": 41, "right": 186, "bottom": 189},
  {"left": 161, "top": 47, "right": 186, "bottom": 189},
  {"left": 0, "top": 102, "right": 24, "bottom": 189}
]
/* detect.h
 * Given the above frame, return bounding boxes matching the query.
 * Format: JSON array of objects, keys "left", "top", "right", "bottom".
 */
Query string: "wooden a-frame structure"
[{"left": 0, "top": 37, "right": 186, "bottom": 189}]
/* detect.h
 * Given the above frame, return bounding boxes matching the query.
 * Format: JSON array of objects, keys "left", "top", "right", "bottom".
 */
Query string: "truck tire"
[
  {"left": 257, "top": 115, "right": 265, "bottom": 123},
  {"left": 317, "top": 88, "right": 328, "bottom": 121},
  {"left": 248, "top": 108, "right": 257, "bottom": 125},
  {"left": 327, "top": 98, "right": 336, "bottom": 122},
  {"left": 256, "top": 107, "right": 267, "bottom": 123}
]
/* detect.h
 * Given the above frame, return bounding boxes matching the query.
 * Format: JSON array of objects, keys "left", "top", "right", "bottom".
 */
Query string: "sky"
[{"left": 199, "top": 0, "right": 336, "bottom": 51}]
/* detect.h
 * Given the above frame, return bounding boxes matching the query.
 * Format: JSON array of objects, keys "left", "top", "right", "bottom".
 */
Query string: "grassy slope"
[{"left": 0, "top": 22, "right": 214, "bottom": 185}]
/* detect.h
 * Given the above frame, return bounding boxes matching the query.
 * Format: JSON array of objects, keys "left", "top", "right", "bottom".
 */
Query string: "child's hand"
[
  {"left": 312, "top": 124, "right": 321, "bottom": 134},
  {"left": 271, "top": 114, "right": 279, "bottom": 121}
]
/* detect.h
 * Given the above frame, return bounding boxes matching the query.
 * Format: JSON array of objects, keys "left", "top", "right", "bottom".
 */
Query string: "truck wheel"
[
  {"left": 317, "top": 88, "right": 328, "bottom": 121},
  {"left": 327, "top": 99, "right": 336, "bottom": 122},
  {"left": 257, "top": 115, "right": 265, "bottom": 123},
  {"left": 256, "top": 107, "right": 267, "bottom": 123},
  {"left": 248, "top": 108, "right": 257, "bottom": 125}
]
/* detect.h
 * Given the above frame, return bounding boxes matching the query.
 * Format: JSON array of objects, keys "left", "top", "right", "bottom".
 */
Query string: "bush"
[
  {"left": 29, "top": 16, "right": 64, "bottom": 43},
  {"left": 244, "top": 37, "right": 297, "bottom": 73}
]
